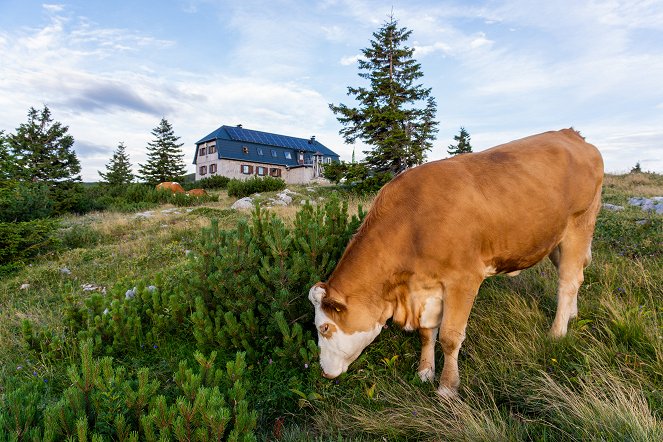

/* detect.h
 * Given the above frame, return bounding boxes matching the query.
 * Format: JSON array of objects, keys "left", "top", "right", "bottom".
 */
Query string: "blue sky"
[{"left": 1, "top": 0, "right": 662, "bottom": 181}]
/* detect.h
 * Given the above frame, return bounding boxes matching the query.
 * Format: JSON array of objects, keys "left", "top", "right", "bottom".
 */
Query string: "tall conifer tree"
[
  {"left": 447, "top": 127, "right": 473, "bottom": 156},
  {"left": 99, "top": 142, "right": 134, "bottom": 185},
  {"left": 330, "top": 15, "right": 438, "bottom": 173},
  {"left": 7, "top": 106, "right": 81, "bottom": 183},
  {"left": 137, "top": 118, "right": 187, "bottom": 185}
]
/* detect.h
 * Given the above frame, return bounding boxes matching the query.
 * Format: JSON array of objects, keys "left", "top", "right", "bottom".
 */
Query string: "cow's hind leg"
[
  {"left": 437, "top": 278, "right": 480, "bottom": 398},
  {"left": 549, "top": 228, "right": 595, "bottom": 338},
  {"left": 418, "top": 328, "right": 437, "bottom": 382}
]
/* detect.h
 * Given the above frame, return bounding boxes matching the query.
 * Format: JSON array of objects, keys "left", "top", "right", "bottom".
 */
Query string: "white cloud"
[{"left": 340, "top": 54, "right": 364, "bottom": 65}]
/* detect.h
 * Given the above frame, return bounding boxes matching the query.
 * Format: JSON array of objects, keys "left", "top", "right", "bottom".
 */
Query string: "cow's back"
[{"left": 335, "top": 129, "right": 603, "bottom": 285}]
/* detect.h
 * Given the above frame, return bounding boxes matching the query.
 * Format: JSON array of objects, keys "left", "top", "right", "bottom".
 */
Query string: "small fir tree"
[
  {"left": 630, "top": 162, "right": 642, "bottom": 173},
  {"left": 7, "top": 106, "right": 81, "bottom": 183},
  {"left": 330, "top": 15, "right": 438, "bottom": 174},
  {"left": 137, "top": 118, "right": 187, "bottom": 185},
  {"left": 447, "top": 127, "right": 473, "bottom": 156},
  {"left": 99, "top": 142, "right": 134, "bottom": 185}
]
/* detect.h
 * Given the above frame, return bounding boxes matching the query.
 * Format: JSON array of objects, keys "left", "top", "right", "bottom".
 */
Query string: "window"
[
  {"left": 325, "top": 157, "right": 332, "bottom": 164},
  {"left": 241, "top": 164, "right": 253, "bottom": 174},
  {"left": 257, "top": 166, "right": 266, "bottom": 176},
  {"left": 210, "top": 164, "right": 217, "bottom": 174},
  {"left": 257, "top": 148, "right": 264, "bottom": 156},
  {"left": 298, "top": 152, "right": 305, "bottom": 164},
  {"left": 208, "top": 145, "right": 217, "bottom": 154},
  {"left": 284, "top": 151, "right": 292, "bottom": 159},
  {"left": 270, "top": 168, "right": 281, "bottom": 177},
  {"left": 271, "top": 149, "right": 277, "bottom": 157},
  {"left": 199, "top": 165, "right": 207, "bottom": 175},
  {"left": 199, "top": 147, "right": 206, "bottom": 156},
  {"left": 242, "top": 146, "right": 249, "bottom": 154}
]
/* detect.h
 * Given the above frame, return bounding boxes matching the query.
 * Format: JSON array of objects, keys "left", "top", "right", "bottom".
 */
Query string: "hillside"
[{"left": 0, "top": 173, "right": 660, "bottom": 441}]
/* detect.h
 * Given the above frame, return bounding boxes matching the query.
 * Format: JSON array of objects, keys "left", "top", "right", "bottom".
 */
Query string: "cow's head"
[{"left": 309, "top": 282, "right": 383, "bottom": 378}]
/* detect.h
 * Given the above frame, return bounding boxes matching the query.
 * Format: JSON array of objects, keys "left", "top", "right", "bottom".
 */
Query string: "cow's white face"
[{"left": 309, "top": 283, "right": 383, "bottom": 378}]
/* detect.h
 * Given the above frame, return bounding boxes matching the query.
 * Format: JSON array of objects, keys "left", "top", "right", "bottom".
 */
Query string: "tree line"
[{"left": 0, "top": 108, "right": 188, "bottom": 216}]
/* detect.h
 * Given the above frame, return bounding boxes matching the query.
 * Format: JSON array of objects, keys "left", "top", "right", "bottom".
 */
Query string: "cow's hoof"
[
  {"left": 418, "top": 367, "right": 434, "bottom": 383},
  {"left": 548, "top": 326, "right": 567, "bottom": 339},
  {"left": 436, "top": 385, "right": 458, "bottom": 399}
]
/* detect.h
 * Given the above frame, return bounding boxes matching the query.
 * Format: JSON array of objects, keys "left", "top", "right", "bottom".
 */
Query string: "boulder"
[{"left": 232, "top": 197, "right": 254, "bottom": 210}]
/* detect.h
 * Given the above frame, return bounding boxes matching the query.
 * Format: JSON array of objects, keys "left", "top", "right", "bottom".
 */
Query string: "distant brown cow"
[
  {"left": 309, "top": 129, "right": 604, "bottom": 397},
  {"left": 156, "top": 182, "right": 185, "bottom": 193},
  {"left": 187, "top": 188, "right": 208, "bottom": 197}
]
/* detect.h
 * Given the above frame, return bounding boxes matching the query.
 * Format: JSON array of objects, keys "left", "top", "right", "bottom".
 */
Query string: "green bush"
[
  {"left": 322, "top": 161, "right": 392, "bottom": 194},
  {"left": 0, "top": 180, "right": 54, "bottom": 221},
  {"left": 0, "top": 219, "right": 59, "bottom": 266},
  {"left": 0, "top": 340, "right": 257, "bottom": 441},
  {"left": 194, "top": 175, "right": 231, "bottom": 190},
  {"left": 227, "top": 176, "right": 286, "bottom": 198}
]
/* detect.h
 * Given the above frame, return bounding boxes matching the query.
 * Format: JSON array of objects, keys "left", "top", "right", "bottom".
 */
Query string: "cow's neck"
[{"left": 328, "top": 234, "right": 409, "bottom": 327}]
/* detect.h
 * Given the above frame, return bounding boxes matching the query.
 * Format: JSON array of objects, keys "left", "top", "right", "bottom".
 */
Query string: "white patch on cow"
[
  {"left": 312, "top": 302, "right": 382, "bottom": 378},
  {"left": 484, "top": 265, "right": 497, "bottom": 277},
  {"left": 418, "top": 367, "right": 435, "bottom": 383},
  {"left": 308, "top": 284, "right": 326, "bottom": 306},
  {"left": 437, "top": 385, "right": 459, "bottom": 399},
  {"left": 419, "top": 296, "right": 443, "bottom": 329},
  {"left": 506, "top": 270, "right": 521, "bottom": 277}
]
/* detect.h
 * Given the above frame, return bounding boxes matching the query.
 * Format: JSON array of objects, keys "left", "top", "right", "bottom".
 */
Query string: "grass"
[{"left": 0, "top": 176, "right": 661, "bottom": 440}]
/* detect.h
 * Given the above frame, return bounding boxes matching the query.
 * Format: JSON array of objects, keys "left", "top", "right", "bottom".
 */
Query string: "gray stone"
[
  {"left": 20, "top": 283, "right": 30, "bottom": 290},
  {"left": 125, "top": 287, "right": 137, "bottom": 299},
  {"left": 628, "top": 196, "right": 663, "bottom": 214},
  {"left": 275, "top": 192, "right": 292, "bottom": 205},
  {"left": 60, "top": 267, "right": 71, "bottom": 275},
  {"left": 602, "top": 203, "right": 624, "bottom": 211},
  {"left": 231, "top": 197, "right": 254, "bottom": 210}
]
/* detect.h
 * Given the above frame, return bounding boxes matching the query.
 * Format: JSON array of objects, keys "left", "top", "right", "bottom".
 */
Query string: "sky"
[{"left": 1, "top": 0, "right": 662, "bottom": 181}]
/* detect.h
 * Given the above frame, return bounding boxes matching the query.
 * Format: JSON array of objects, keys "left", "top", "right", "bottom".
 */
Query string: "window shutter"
[{"left": 249, "top": 165, "right": 254, "bottom": 174}]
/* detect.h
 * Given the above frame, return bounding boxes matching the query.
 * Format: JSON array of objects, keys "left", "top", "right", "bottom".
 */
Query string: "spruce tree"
[
  {"left": 98, "top": 142, "right": 134, "bottom": 185},
  {"left": 7, "top": 106, "right": 81, "bottom": 183},
  {"left": 330, "top": 15, "right": 438, "bottom": 174},
  {"left": 137, "top": 118, "right": 187, "bottom": 185},
  {"left": 0, "top": 131, "right": 14, "bottom": 182},
  {"left": 447, "top": 127, "right": 473, "bottom": 156}
]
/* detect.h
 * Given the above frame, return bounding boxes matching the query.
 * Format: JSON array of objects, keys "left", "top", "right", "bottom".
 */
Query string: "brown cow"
[
  {"left": 309, "top": 129, "right": 603, "bottom": 397},
  {"left": 156, "top": 182, "right": 185, "bottom": 193},
  {"left": 187, "top": 188, "right": 208, "bottom": 197}
]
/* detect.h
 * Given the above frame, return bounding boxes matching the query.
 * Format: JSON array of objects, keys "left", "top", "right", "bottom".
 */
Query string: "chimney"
[
  {"left": 309, "top": 135, "right": 316, "bottom": 144},
  {"left": 237, "top": 124, "right": 243, "bottom": 128}
]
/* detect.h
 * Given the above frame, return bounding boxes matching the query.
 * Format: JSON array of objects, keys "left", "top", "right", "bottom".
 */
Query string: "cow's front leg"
[
  {"left": 437, "top": 280, "right": 479, "bottom": 398},
  {"left": 417, "top": 328, "right": 437, "bottom": 382}
]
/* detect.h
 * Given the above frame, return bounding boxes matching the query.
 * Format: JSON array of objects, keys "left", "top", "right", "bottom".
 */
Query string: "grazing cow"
[
  {"left": 187, "top": 188, "right": 208, "bottom": 197},
  {"left": 156, "top": 182, "right": 185, "bottom": 194},
  {"left": 309, "top": 129, "right": 603, "bottom": 397}
]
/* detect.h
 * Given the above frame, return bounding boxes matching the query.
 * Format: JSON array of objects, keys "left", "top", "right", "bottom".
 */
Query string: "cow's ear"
[
  {"left": 322, "top": 296, "right": 347, "bottom": 314},
  {"left": 309, "top": 282, "right": 327, "bottom": 306}
]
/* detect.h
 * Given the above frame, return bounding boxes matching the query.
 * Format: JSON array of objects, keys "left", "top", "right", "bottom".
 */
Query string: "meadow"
[{"left": 0, "top": 173, "right": 661, "bottom": 441}]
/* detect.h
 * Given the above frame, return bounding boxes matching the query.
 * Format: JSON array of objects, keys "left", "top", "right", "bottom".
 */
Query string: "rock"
[
  {"left": 231, "top": 197, "right": 254, "bottom": 210},
  {"left": 125, "top": 287, "right": 137, "bottom": 299},
  {"left": 81, "top": 284, "right": 104, "bottom": 292},
  {"left": 271, "top": 199, "right": 287, "bottom": 206},
  {"left": 628, "top": 196, "right": 663, "bottom": 214},
  {"left": 135, "top": 211, "right": 155, "bottom": 218},
  {"left": 60, "top": 267, "right": 71, "bottom": 275},
  {"left": 147, "top": 285, "right": 157, "bottom": 293},
  {"left": 602, "top": 203, "right": 624, "bottom": 211},
  {"left": 275, "top": 192, "right": 292, "bottom": 204},
  {"left": 20, "top": 283, "right": 30, "bottom": 290}
]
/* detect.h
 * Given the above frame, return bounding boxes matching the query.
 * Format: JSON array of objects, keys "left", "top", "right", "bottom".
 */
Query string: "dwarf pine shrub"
[
  {"left": 1, "top": 340, "right": 256, "bottom": 441},
  {"left": 226, "top": 176, "right": 286, "bottom": 198}
]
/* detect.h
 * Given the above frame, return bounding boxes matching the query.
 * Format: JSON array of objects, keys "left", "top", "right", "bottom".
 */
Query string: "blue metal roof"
[{"left": 194, "top": 125, "right": 340, "bottom": 166}]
